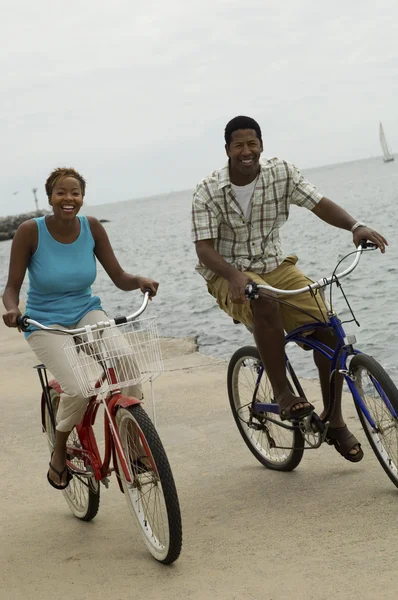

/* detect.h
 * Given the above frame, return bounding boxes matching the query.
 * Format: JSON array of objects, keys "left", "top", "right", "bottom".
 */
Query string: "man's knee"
[{"left": 251, "top": 294, "right": 281, "bottom": 324}]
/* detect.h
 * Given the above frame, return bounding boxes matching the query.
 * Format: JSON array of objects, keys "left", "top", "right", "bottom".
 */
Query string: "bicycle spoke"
[
  {"left": 352, "top": 354, "right": 398, "bottom": 489},
  {"left": 114, "top": 405, "right": 181, "bottom": 563},
  {"left": 43, "top": 388, "right": 100, "bottom": 521},
  {"left": 360, "top": 370, "right": 398, "bottom": 468},
  {"left": 65, "top": 432, "right": 91, "bottom": 510},
  {"left": 228, "top": 347, "right": 305, "bottom": 471},
  {"left": 236, "top": 357, "right": 294, "bottom": 461}
]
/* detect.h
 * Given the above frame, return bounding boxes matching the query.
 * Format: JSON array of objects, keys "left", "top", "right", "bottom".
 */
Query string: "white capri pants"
[{"left": 27, "top": 310, "right": 143, "bottom": 432}]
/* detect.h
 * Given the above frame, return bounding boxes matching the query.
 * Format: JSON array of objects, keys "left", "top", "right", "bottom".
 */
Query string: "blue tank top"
[{"left": 25, "top": 215, "right": 102, "bottom": 336}]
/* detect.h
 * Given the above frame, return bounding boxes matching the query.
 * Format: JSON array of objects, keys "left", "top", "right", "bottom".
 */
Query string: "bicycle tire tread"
[
  {"left": 45, "top": 387, "right": 100, "bottom": 522},
  {"left": 227, "top": 346, "right": 304, "bottom": 471},
  {"left": 121, "top": 405, "right": 182, "bottom": 564},
  {"left": 351, "top": 353, "right": 398, "bottom": 488}
]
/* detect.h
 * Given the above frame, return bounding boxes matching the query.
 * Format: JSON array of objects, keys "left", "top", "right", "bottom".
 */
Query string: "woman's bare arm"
[{"left": 2, "top": 221, "right": 35, "bottom": 326}]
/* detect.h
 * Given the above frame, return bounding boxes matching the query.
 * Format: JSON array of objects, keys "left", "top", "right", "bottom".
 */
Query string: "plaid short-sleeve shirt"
[{"left": 191, "top": 157, "right": 323, "bottom": 281}]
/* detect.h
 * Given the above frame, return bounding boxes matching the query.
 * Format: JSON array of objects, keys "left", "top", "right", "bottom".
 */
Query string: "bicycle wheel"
[
  {"left": 115, "top": 404, "right": 182, "bottom": 564},
  {"left": 350, "top": 354, "right": 398, "bottom": 488},
  {"left": 43, "top": 387, "right": 100, "bottom": 521},
  {"left": 228, "top": 346, "right": 304, "bottom": 471}
]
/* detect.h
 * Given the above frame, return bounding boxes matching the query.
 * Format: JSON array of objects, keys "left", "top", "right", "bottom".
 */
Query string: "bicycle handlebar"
[
  {"left": 245, "top": 241, "right": 378, "bottom": 298},
  {"left": 17, "top": 291, "right": 152, "bottom": 334}
]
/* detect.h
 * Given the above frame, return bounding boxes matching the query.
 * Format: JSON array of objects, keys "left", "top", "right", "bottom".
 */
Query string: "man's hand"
[
  {"left": 353, "top": 227, "right": 388, "bottom": 253},
  {"left": 227, "top": 272, "right": 252, "bottom": 304},
  {"left": 137, "top": 277, "right": 159, "bottom": 297},
  {"left": 2, "top": 307, "right": 22, "bottom": 328}
]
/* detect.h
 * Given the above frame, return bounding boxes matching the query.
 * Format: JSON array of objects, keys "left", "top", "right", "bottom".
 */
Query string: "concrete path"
[{"left": 1, "top": 318, "right": 398, "bottom": 600}]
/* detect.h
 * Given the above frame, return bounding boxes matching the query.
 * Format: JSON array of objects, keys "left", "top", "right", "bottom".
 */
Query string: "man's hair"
[
  {"left": 45, "top": 167, "right": 86, "bottom": 199},
  {"left": 224, "top": 116, "right": 262, "bottom": 146}
]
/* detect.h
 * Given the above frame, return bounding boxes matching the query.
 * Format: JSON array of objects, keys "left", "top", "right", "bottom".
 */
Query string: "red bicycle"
[{"left": 18, "top": 292, "right": 182, "bottom": 564}]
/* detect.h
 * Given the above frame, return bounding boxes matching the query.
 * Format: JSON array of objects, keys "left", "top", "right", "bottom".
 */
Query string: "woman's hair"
[{"left": 45, "top": 167, "right": 87, "bottom": 199}]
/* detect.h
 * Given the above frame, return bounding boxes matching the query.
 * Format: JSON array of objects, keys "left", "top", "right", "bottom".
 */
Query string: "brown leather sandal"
[
  {"left": 326, "top": 425, "right": 364, "bottom": 463},
  {"left": 279, "top": 394, "right": 314, "bottom": 422}
]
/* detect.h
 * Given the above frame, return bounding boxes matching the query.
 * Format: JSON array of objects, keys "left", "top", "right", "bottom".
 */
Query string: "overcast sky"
[{"left": 1, "top": 0, "right": 397, "bottom": 215}]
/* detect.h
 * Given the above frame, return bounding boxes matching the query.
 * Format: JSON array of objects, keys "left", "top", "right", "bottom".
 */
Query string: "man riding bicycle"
[{"left": 191, "top": 115, "right": 387, "bottom": 462}]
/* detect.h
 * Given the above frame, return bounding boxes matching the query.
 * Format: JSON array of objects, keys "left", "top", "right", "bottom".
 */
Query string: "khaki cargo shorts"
[{"left": 207, "top": 255, "right": 328, "bottom": 335}]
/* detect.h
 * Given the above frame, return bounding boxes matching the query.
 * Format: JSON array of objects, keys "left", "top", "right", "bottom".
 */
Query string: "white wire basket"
[{"left": 62, "top": 316, "right": 164, "bottom": 398}]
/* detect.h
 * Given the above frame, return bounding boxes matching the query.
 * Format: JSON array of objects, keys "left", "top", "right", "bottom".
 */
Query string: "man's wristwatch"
[{"left": 350, "top": 221, "right": 367, "bottom": 233}]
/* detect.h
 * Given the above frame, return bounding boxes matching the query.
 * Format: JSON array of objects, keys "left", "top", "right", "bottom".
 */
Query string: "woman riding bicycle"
[{"left": 2, "top": 167, "right": 158, "bottom": 490}]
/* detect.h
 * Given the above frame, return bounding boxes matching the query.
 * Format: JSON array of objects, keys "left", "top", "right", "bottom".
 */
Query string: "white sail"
[{"left": 379, "top": 122, "right": 394, "bottom": 162}]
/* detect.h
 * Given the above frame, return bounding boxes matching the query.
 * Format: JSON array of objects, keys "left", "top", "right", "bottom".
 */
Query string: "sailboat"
[{"left": 379, "top": 122, "right": 394, "bottom": 162}]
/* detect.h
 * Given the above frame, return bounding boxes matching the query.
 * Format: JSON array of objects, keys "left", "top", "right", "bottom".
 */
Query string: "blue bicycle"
[{"left": 227, "top": 242, "right": 398, "bottom": 488}]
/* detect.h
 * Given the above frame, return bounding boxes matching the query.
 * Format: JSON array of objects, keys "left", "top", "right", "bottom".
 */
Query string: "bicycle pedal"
[{"left": 309, "top": 414, "right": 325, "bottom": 434}]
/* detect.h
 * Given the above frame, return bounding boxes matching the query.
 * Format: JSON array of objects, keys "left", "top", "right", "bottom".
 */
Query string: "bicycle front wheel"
[
  {"left": 44, "top": 387, "right": 100, "bottom": 521},
  {"left": 115, "top": 405, "right": 182, "bottom": 564},
  {"left": 228, "top": 346, "right": 304, "bottom": 471},
  {"left": 350, "top": 354, "right": 398, "bottom": 488}
]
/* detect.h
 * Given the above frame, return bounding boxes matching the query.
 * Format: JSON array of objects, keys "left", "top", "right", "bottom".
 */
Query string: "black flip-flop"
[{"left": 47, "top": 454, "right": 73, "bottom": 490}]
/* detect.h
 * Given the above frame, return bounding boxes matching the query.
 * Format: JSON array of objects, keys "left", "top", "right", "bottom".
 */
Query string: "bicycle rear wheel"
[
  {"left": 44, "top": 387, "right": 100, "bottom": 521},
  {"left": 350, "top": 354, "right": 398, "bottom": 488},
  {"left": 227, "top": 346, "right": 304, "bottom": 471},
  {"left": 115, "top": 404, "right": 182, "bottom": 564}
]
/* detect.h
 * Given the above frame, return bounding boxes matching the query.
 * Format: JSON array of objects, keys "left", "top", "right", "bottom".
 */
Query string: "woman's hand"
[
  {"left": 136, "top": 277, "right": 159, "bottom": 298},
  {"left": 2, "top": 307, "right": 22, "bottom": 328}
]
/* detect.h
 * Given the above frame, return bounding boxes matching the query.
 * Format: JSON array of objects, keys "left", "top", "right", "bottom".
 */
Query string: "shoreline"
[
  {"left": 0, "top": 297, "right": 345, "bottom": 385},
  {"left": 0, "top": 211, "right": 110, "bottom": 242},
  {"left": 0, "top": 209, "right": 48, "bottom": 241},
  {"left": 2, "top": 154, "right": 392, "bottom": 220}
]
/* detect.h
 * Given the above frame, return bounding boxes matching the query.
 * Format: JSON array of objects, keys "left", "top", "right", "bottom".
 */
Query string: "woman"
[{"left": 2, "top": 167, "right": 159, "bottom": 489}]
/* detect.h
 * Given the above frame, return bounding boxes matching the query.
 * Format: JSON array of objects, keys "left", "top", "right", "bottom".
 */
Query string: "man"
[{"left": 191, "top": 115, "right": 387, "bottom": 462}]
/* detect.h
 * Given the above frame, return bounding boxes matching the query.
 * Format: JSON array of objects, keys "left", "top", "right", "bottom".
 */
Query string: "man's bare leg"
[
  {"left": 311, "top": 328, "right": 361, "bottom": 457},
  {"left": 251, "top": 296, "right": 311, "bottom": 416}
]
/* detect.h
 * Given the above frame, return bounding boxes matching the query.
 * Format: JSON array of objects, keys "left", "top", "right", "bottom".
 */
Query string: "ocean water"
[{"left": 1, "top": 156, "right": 397, "bottom": 383}]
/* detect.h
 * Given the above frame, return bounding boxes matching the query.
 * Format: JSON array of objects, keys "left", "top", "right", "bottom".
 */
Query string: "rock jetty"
[{"left": 0, "top": 210, "right": 48, "bottom": 242}]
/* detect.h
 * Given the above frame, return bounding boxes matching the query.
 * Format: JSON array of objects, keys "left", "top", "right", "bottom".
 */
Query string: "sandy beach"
[{"left": 1, "top": 315, "right": 398, "bottom": 600}]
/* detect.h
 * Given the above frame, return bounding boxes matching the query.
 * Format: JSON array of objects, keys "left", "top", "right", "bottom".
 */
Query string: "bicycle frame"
[
  {"left": 37, "top": 365, "right": 148, "bottom": 485},
  {"left": 243, "top": 241, "right": 397, "bottom": 429},
  {"left": 26, "top": 292, "right": 158, "bottom": 488},
  {"left": 250, "top": 311, "right": 398, "bottom": 427}
]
